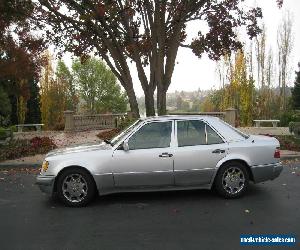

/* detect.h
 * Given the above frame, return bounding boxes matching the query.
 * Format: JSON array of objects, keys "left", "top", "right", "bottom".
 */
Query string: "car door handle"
[
  {"left": 159, "top": 152, "right": 173, "bottom": 158},
  {"left": 212, "top": 149, "right": 225, "bottom": 154}
]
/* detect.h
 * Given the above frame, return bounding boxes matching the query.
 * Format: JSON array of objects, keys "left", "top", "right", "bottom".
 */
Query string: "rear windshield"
[{"left": 211, "top": 119, "right": 249, "bottom": 142}]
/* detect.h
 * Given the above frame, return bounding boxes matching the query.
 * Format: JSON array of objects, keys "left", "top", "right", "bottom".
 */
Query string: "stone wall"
[
  {"left": 169, "top": 108, "right": 237, "bottom": 126},
  {"left": 64, "top": 111, "right": 128, "bottom": 131},
  {"left": 64, "top": 108, "right": 238, "bottom": 131}
]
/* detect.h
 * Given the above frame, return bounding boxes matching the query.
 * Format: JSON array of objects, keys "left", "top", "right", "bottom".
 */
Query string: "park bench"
[
  {"left": 253, "top": 120, "right": 280, "bottom": 127},
  {"left": 16, "top": 124, "right": 44, "bottom": 132}
]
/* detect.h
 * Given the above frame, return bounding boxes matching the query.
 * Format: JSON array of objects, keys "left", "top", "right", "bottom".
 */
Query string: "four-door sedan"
[{"left": 36, "top": 116, "right": 283, "bottom": 207}]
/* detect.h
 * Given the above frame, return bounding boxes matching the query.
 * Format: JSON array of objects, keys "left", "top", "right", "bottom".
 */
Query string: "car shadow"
[
  {"left": 92, "top": 182, "right": 270, "bottom": 206},
  {"left": 44, "top": 183, "right": 269, "bottom": 208},
  {"left": 94, "top": 189, "right": 213, "bottom": 205}
]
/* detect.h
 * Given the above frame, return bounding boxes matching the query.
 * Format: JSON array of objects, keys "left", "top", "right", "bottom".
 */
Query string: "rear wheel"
[
  {"left": 56, "top": 168, "right": 96, "bottom": 207},
  {"left": 214, "top": 162, "right": 249, "bottom": 198}
]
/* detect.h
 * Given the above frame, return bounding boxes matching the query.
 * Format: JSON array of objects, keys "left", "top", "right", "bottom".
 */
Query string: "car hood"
[{"left": 46, "top": 142, "right": 112, "bottom": 157}]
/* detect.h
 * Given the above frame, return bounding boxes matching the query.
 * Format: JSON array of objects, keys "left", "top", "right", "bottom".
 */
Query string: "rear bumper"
[
  {"left": 36, "top": 175, "right": 55, "bottom": 194},
  {"left": 251, "top": 162, "right": 283, "bottom": 183}
]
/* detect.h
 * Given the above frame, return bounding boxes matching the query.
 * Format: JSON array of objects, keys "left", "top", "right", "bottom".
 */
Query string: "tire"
[
  {"left": 56, "top": 168, "right": 96, "bottom": 207},
  {"left": 214, "top": 161, "right": 249, "bottom": 198}
]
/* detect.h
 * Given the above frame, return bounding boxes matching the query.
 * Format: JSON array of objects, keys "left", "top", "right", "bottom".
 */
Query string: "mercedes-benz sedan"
[{"left": 36, "top": 116, "right": 283, "bottom": 207}]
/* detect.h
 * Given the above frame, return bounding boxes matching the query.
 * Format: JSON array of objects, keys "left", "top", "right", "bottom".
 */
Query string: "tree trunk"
[
  {"left": 125, "top": 87, "right": 140, "bottom": 118},
  {"left": 144, "top": 88, "right": 155, "bottom": 116},
  {"left": 157, "top": 84, "right": 167, "bottom": 115}
]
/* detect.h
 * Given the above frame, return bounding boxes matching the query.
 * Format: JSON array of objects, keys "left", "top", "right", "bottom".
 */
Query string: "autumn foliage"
[
  {"left": 34, "top": 0, "right": 268, "bottom": 117},
  {"left": 0, "top": 0, "right": 45, "bottom": 125},
  {"left": 0, "top": 136, "right": 56, "bottom": 161}
]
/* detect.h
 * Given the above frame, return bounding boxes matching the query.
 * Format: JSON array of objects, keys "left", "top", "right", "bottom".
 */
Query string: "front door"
[
  {"left": 111, "top": 121, "right": 174, "bottom": 188},
  {"left": 174, "top": 119, "right": 227, "bottom": 186}
]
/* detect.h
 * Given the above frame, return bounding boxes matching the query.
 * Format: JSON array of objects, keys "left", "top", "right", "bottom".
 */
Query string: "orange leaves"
[
  {"left": 95, "top": 3, "right": 105, "bottom": 18},
  {"left": 125, "top": 37, "right": 152, "bottom": 57}
]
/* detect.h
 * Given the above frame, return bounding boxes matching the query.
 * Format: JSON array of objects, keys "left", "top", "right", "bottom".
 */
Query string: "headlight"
[{"left": 41, "top": 161, "right": 49, "bottom": 173}]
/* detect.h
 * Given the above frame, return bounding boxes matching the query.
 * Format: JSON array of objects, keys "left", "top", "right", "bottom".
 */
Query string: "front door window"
[{"left": 128, "top": 121, "right": 172, "bottom": 150}]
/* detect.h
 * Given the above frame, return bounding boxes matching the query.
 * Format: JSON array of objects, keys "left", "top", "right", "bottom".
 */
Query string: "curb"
[
  {"left": 280, "top": 156, "right": 300, "bottom": 161},
  {"left": 0, "top": 162, "right": 42, "bottom": 169}
]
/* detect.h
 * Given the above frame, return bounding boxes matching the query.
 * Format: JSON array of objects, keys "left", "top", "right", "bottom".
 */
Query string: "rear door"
[{"left": 174, "top": 119, "right": 227, "bottom": 186}]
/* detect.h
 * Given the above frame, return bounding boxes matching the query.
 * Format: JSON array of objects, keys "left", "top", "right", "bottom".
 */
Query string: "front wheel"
[
  {"left": 56, "top": 168, "right": 96, "bottom": 207},
  {"left": 214, "top": 162, "right": 249, "bottom": 198}
]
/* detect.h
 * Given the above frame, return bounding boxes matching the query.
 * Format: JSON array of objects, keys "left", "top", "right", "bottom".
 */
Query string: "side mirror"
[{"left": 123, "top": 141, "right": 129, "bottom": 151}]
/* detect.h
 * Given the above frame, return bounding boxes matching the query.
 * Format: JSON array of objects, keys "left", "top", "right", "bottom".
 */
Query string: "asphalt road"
[{"left": 0, "top": 164, "right": 299, "bottom": 250}]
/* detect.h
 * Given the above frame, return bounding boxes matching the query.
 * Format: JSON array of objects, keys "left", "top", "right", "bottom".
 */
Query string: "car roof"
[{"left": 139, "top": 115, "right": 220, "bottom": 122}]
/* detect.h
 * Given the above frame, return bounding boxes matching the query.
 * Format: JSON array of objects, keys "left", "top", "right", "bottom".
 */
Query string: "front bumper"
[
  {"left": 251, "top": 162, "right": 283, "bottom": 183},
  {"left": 36, "top": 175, "right": 56, "bottom": 194}
]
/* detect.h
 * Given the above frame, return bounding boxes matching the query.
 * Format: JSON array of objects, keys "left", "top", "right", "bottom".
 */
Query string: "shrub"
[
  {"left": 289, "top": 122, "right": 300, "bottom": 138},
  {"left": 275, "top": 135, "right": 300, "bottom": 151},
  {"left": 117, "top": 117, "right": 137, "bottom": 130},
  {"left": 30, "top": 137, "right": 57, "bottom": 153},
  {"left": 0, "top": 137, "right": 57, "bottom": 161},
  {"left": 0, "top": 127, "right": 12, "bottom": 140},
  {"left": 279, "top": 111, "right": 300, "bottom": 126},
  {"left": 9, "top": 125, "right": 17, "bottom": 132},
  {"left": 97, "top": 128, "right": 121, "bottom": 141},
  {"left": 97, "top": 117, "right": 136, "bottom": 142},
  {"left": 53, "top": 122, "right": 65, "bottom": 131}
]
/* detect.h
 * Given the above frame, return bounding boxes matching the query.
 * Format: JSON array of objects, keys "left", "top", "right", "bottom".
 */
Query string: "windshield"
[{"left": 110, "top": 119, "right": 142, "bottom": 146}]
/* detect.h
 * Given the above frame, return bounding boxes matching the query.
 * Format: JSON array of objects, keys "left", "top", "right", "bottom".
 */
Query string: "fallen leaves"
[{"left": 0, "top": 167, "right": 40, "bottom": 175}]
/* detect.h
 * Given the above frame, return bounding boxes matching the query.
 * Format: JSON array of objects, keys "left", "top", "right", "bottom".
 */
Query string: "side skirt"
[{"left": 97, "top": 184, "right": 212, "bottom": 196}]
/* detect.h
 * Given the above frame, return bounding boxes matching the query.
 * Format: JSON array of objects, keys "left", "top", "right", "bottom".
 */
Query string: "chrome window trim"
[
  {"left": 203, "top": 120, "right": 227, "bottom": 144},
  {"left": 175, "top": 119, "right": 226, "bottom": 147},
  {"left": 112, "top": 117, "right": 227, "bottom": 151},
  {"left": 113, "top": 120, "right": 174, "bottom": 151},
  {"left": 204, "top": 124, "right": 208, "bottom": 144}
]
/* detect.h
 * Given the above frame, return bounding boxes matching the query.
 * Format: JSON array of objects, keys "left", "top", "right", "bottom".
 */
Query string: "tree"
[
  {"left": 292, "top": 63, "right": 300, "bottom": 109},
  {"left": 255, "top": 23, "right": 266, "bottom": 88},
  {"left": 56, "top": 60, "right": 78, "bottom": 111},
  {"left": 213, "top": 50, "right": 254, "bottom": 126},
  {"left": 0, "top": 85, "right": 11, "bottom": 126},
  {"left": 40, "top": 51, "right": 54, "bottom": 129},
  {"left": 254, "top": 24, "right": 272, "bottom": 119},
  {"left": 25, "top": 79, "right": 41, "bottom": 124},
  {"left": 35, "top": 0, "right": 272, "bottom": 117},
  {"left": 277, "top": 11, "right": 293, "bottom": 111},
  {"left": 0, "top": 0, "right": 45, "bottom": 125},
  {"left": 72, "top": 57, "right": 127, "bottom": 114},
  {"left": 40, "top": 51, "right": 67, "bottom": 129}
]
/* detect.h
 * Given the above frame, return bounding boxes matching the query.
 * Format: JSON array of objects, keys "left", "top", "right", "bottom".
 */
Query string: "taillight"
[{"left": 274, "top": 148, "right": 280, "bottom": 158}]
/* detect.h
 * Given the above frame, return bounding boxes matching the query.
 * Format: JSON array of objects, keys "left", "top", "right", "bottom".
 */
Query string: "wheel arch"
[
  {"left": 53, "top": 165, "right": 98, "bottom": 194},
  {"left": 211, "top": 158, "right": 254, "bottom": 186}
]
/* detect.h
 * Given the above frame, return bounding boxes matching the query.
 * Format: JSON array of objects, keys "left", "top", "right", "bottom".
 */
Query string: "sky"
[{"left": 60, "top": 0, "right": 300, "bottom": 97}]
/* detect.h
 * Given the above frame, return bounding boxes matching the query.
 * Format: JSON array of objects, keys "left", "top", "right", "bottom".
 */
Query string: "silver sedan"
[{"left": 36, "top": 116, "right": 283, "bottom": 207}]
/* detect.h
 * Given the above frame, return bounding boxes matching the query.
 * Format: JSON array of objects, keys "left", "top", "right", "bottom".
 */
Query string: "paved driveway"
[{"left": 0, "top": 164, "right": 299, "bottom": 250}]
